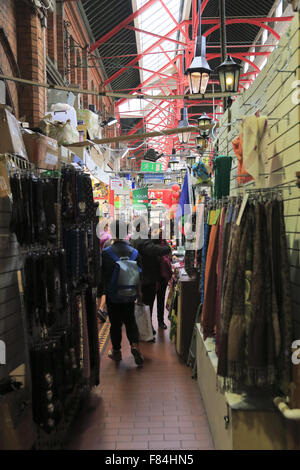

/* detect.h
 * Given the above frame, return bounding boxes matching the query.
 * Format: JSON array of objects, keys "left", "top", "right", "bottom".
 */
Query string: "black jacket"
[
  {"left": 131, "top": 238, "right": 171, "bottom": 285},
  {"left": 97, "top": 240, "right": 142, "bottom": 297}
]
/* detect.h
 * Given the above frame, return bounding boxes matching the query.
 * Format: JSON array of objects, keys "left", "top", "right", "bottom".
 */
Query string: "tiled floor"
[{"left": 67, "top": 308, "right": 214, "bottom": 450}]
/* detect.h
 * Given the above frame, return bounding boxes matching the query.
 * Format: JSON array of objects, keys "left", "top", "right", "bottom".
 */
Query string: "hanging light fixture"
[
  {"left": 169, "top": 156, "right": 180, "bottom": 172},
  {"left": 181, "top": 167, "right": 187, "bottom": 179},
  {"left": 196, "top": 135, "right": 205, "bottom": 147},
  {"left": 186, "top": 154, "right": 198, "bottom": 167},
  {"left": 164, "top": 175, "right": 172, "bottom": 185},
  {"left": 216, "top": 55, "right": 242, "bottom": 93},
  {"left": 185, "top": 0, "right": 212, "bottom": 95},
  {"left": 178, "top": 106, "right": 191, "bottom": 144},
  {"left": 198, "top": 112, "right": 212, "bottom": 139},
  {"left": 216, "top": 0, "right": 241, "bottom": 104},
  {"left": 177, "top": 175, "right": 183, "bottom": 185}
]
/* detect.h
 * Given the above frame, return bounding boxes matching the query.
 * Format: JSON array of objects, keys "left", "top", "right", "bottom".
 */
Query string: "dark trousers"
[
  {"left": 142, "top": 281, "right": 168, "bottom": 323},
  {"left": 106, "top": 300, "right": 139, "bottom": 351},
  {"left": 156, "top": 280, "right": 168, "bottom": 324},
  {"left": 142, "top": 283, "right": 156, "bottom": 317}
]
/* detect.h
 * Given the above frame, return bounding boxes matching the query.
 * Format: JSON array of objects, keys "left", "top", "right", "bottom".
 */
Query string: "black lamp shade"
[
  {"left": 216, "top": 56, "right": 242, "bottom": 93},
  {"left": 196, "top": 135, "right": 205, "bottom": 147},
  {"left": 198, "top": 113, "right": 212, "bottom": 129},
  {"left": 185, "top": 36, "right": 212, "bottom": 95},
  {"left": 187, "top": 155, "right": 197, "bottom": 167},
  {"left": 170, "top": 157, "right": 179, "bottom": 171},
  {"left": 178, "top": 107, "right": 191, "bottom": 144}
]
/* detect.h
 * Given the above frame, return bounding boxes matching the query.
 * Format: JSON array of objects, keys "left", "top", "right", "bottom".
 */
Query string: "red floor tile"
[{"left": 67, "top": 308, "right": 214, "bottom": 450}]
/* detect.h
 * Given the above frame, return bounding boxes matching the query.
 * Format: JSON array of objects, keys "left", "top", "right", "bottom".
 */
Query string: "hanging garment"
[
  {"left": 226, "top": 205, "right": 255, "bottom": 385},
  {"left": 43, "top": 179, "right": 58, "bottom": 244},
  {"left": 201, "top": 214, "right": 220, "bottom": 339},
  {"left": 242, "top": 115, "right": 269, "bottom": 187},
  {"left": 199, "top": 220, "right": 211, "bottom": 304},
  {"left": 217, "top": 213, "right": 245, "bottom": 386},
  {"left": 215, "top": 207, "right": 227, "bottom": 356},
  {"left": 271, "top": 200, "right": 293, "bottom": 394},
  {"left": 232, "top": 134, "right": 253, "bottom": 185},
  {"left": 213, "top": 156, "right": 232, "bottom": 199},
  {"left": 195, "top": 203, "right": 205, "bottom": 270},
  {"left": 247, "top": 202, "right": 276, "bottom": 388}
]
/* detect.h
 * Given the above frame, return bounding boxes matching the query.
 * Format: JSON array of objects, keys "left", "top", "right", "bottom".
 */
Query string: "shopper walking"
[
  {"left": 132, "top": 222, "right": 171, "bottom": 334},
  {"left": 155, "top": 227, "right": 172, "bottom": 329},
  {"left": 99, "top": 221, "right": 111, "bottom": 250},
  {"left": 100, "top": 220, "right": 144, "bottom": 366}
]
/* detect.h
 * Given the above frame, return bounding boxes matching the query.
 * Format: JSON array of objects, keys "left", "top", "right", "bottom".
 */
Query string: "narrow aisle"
[{"left": 68, "top": 311, "right": 214, "bottom": 451}]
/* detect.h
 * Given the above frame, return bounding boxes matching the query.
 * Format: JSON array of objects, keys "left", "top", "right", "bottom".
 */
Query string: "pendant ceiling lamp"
[
  {"left": 169, "top": 156, "right": 180, "bottom": 171},
  {"left": 198, "top": 112, "right": 212, "bottom": 139},
  {"left": 216, "top": 55, "right": 242, "bottom": 93},
  {"left": 178, "top": 106, "right": 191, "bottom": 144},
  {"left": 185, "top": 0, "right": 212, "bottom": 95},
  {"left": 186, "top": 154, "right": 198, "bottom": 167},
  {"left": 216, "top": 0, "right": 241, "bottom": 95}
]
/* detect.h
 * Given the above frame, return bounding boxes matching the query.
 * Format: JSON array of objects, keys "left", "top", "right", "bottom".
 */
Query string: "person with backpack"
[{"left": 100, "top": 220, "right": 144, "bottom": 366}]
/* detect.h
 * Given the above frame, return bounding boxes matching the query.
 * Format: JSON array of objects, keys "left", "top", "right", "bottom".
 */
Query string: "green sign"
[
  {"left": 133, "top": 187, "right": 148, "bottom": 210},
  {"left": 140, "top": 160, "right": 162, "bottom": 172}
]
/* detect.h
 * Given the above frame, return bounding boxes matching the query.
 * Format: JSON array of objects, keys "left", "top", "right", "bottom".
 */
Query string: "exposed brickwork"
[
  {"left": 0, "top": 0, "right": 114, "bottom": 129},
  {"left": 16, "top": 1, "right": 46, "bottom": 126},
  {"left": 0, "top": 0, "right": 114, "bottom": 127},
  {"left": 0, "top": 0, "right": 19, "bottom": 116},
  {"left": 47, "top": 9, "right": 57, "bottom": 65},
  {"left": 56, "top": 1, "right": 65, "bottom": 77}
]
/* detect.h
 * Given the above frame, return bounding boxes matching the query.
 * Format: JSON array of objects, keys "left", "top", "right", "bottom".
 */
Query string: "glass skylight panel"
[{"left": 133, "top": 0, "right": 182, "bottom": 146}]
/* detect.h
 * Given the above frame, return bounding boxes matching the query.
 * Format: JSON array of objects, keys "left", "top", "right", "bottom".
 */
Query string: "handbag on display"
[{"left": 134, "top": 303, "right": 154, "bottom": 342}]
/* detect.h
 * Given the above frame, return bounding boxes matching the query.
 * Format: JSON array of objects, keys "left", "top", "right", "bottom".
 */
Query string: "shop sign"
[
  {"left": 133, "top": 187, "right": 148, "bottom": 209},
  {"left": 140, "top": 161, "right": 162, "bottom": 172},
  {"left": 143, "top": 173, "right": 165, "bottom": 184},
  {"left": 110, "top": 178, "right": 123, "bottom": 191},
  {"left": 148, "top": 189, "right": 172, "bottom": 208}
]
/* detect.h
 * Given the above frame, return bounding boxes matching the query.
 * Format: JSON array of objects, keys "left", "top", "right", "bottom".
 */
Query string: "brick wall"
[
  {"left": 0, "top": 0, "right": 19, "bottom": 116},
  {"left": 0, "top": 0, "right": 114, "bottom": 126},
  {"left": 16, "top": 1, "right": 46, "bottom": 126}
]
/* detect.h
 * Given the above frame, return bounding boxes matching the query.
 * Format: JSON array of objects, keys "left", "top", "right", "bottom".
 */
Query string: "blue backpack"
[{"left": 105, "top": 246, "right": 141, "bottom": 303}]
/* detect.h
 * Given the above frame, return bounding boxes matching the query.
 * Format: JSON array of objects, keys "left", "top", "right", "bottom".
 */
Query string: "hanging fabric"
[
  {"left": 213, "top": 156, "right": 232, "bottom": 199},
  {"left": 232, "top": 133, "right": 253, "bottom": 185},
  {"left": 241, "top": 115, "right": 269, "bottom": 187}
]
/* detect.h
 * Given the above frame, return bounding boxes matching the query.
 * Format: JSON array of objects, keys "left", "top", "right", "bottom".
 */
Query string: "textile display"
[
  {"left": 213, "top": 156, "right": 232, "bottom": 199},
  {"left": 199, "top": 196, "right": 292, "bottom": 395},
  {"left": 241, "top": 115, "right": 269, "bottom": 187},
  {"left": 232, "top": 133, "right": 253, "bottom": 185},
  {"left": 9, "top": 165, "right": 101, "bottom": 435}
]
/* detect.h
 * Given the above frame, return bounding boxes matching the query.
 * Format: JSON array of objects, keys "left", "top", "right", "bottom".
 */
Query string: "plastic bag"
[
  {"left": 134, "top": 303, "right": 154, "bottom": 342},
  {"left": 50, "top": 103, "right": 77, "bottom": 129},
  {"left": 39, "top": 117, "right": 79, "bottom": 145}
]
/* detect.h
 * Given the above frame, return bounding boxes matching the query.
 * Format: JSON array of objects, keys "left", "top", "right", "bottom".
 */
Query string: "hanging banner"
[
  {"left": 148, "top": 189, "right": 172, "bottom": 207},
  {"left": 133, "top": 187, "right": 148, "bottom": 210},
  {"left": 140, "top": 160, "right": 162, "bottom": 172}
]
